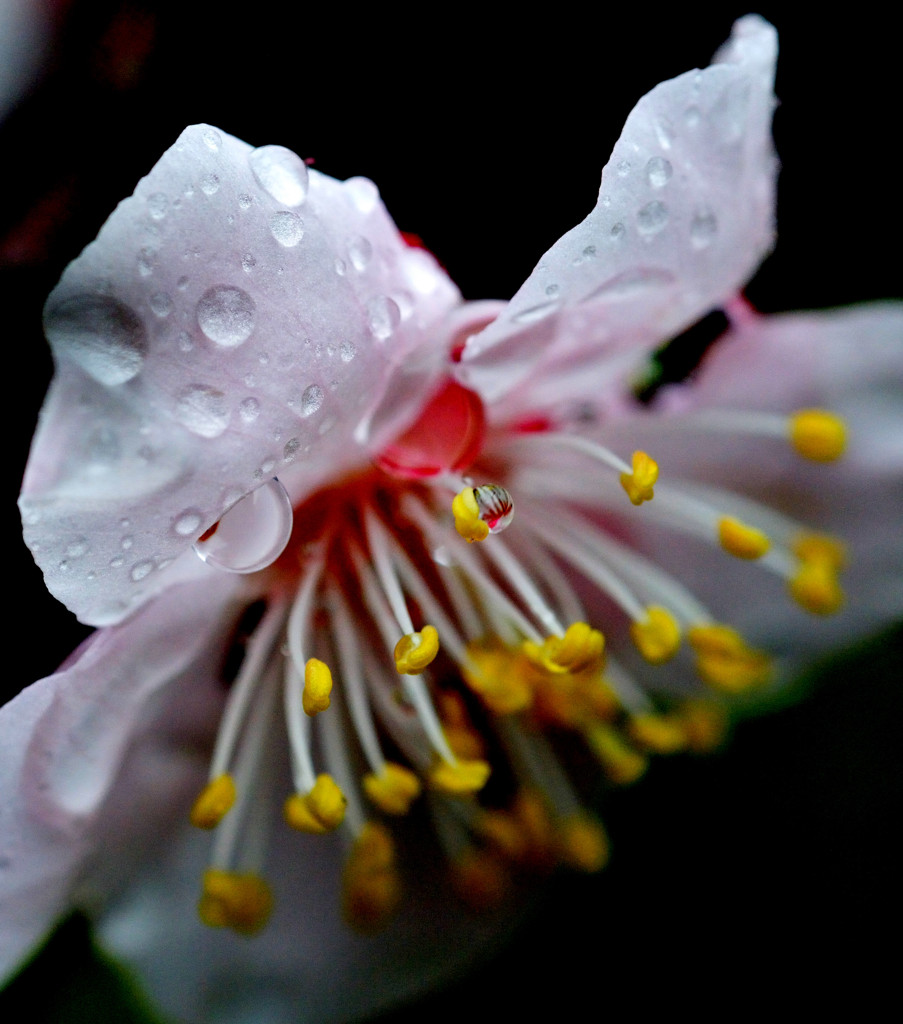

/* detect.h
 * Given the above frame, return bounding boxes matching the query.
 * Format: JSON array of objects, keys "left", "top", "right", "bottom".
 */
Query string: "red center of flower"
[{"left": 374, "top": 378, "right": 486, "bottom": 480}]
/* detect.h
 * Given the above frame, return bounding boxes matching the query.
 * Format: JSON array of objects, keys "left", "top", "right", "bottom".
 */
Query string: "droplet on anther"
[
  {"left": 473, "top": 484, "right": 514, "bottom": 534},
  {"left": 193, "top": 478, "right": 293, "bottom": 573}
]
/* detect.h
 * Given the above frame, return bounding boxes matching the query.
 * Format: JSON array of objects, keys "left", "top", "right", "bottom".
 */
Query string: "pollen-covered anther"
[
  {"left": 789, "top": 409, "right": 847, "bottom": 462},
  {"left": 688, "top": 623, "right": 773, "bottom": 693},
  {"left": 627, "top": 713, "right": 688, "bottom": 754},
  {"left": 302, "top": 657, "right": 333, "bottom": 716},
  {"left": 583, "top": 723, "right": 648, "bottom": 785},
  {"left": 452, "top": 483, "right": 514, "bottom": 542},
  {"left": 190, "top": 773, "right": 236, "bottom": 829},
  {"left": 198, "top": 868, "right": 273, "bottom": 935},
  {"left": 363, "top": 762, "right": 422, "bottom": 815},
  {"left": 430, "top": 757, "right": 491, "bottom": 795},
  {"left": 620, "top": 450, "right": 659, "bottom": 505},
  {"left": 342, "top": 822, "right": 401, "bottom": 932},
  {"left": 524, "top": 621, "right": 605, "bottom": 675},
  {"left": 630, "top": 605, "right": 681, "bottom": 664},
  {"left": 557, "top": 813, "right": 610, "bottom": 873},
  {"left": 789, "top": 533, "right": 847, "bottom": 615},
  {"left": 284, "top": 773, "right": 347, "bottom": 833},
  {"left": 463, "top": 640, "right": 533, "bottom": 714},
  {"left": 393, "top": 624, "right": 439, "bottom": 674},
  {"left": 718, "top": 516, "right": 771, "bottom": 560}
]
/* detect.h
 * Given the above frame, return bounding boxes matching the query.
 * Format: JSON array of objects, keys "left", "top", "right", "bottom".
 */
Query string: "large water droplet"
[
  {"left": 193, "top": 478, "right": 293, "bottom": 574},
  {"left": 348, "top": 236, "right": 373, "bottom": 271},
  {"left": 248, "top": 145, "right": 309, "bottom": 206},
  {"left": 175, "top": 384, "right": 230, "bottom": 437},
  {"left": 367, "top": 295, "right": 401, "bottom": 340},
  {"left": 269, "top": 210, "right": 304, "bottom": 247},
  {"left": 345, "top": 176, "right": 380, "bottom": 213},
  {"left": 646, "top": 157, "right": 672, "bottom": 188},
  {"left": 239, "top": 396, "right": 261, "bottom": 422},
  {"left": 130, "top": 560, "right": 155, "bottom": 582},
  {"left": 200, "top": 173, "right": 220, "bottom": 196},
  {"left": 150, "top": 292, "right": 173, "bottom": 318},
  {"left": 45, "top": 295, "right": 147, "bottom": 385},
  {"left": 196, "top": 285, "right": 255, "bottom": 347},
  {"left": 173, "top": 509, "right": 203, "bottom": 536},
  {"left": 300, "top": 383, "right": 324, "bottom": 417},
  {"left": 637, "top": 201, "right": 669, "bottom": 234}
]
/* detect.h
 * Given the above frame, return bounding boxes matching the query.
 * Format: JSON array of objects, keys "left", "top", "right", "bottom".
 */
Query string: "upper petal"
[
  {"left": 457, "top": 15, "right": 777, "bottom": 419},
  {"left": 20, "top": 125, "right": 459, "bottom": 626}
]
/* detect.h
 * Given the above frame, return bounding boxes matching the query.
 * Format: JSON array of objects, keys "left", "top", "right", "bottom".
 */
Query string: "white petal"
[
  {"left": 0, "top": 575, "right": 244, "bottom": 984},
  {"left": 457, "top": 15, "right": 777, "bottom": 419},
  {"left": 20, "top": 125, "right": 459, "bottom": 626}
]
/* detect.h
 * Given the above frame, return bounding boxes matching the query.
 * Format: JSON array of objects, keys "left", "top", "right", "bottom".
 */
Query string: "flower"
[{"left": 3, "top": 13, "right": 902, "bottom": 1024}]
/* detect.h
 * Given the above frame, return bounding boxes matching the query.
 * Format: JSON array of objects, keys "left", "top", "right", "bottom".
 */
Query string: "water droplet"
[
  {"left": 241, "top": 253, "right": 257, "bottom": 273},
  {"left": 196, "top": 285, "right": 255, "bottom": 347},
  {"left": 637, "top": 201, "right": 669, "bottom": 234},
  {"left": 177, "top": 276, "right": 190, "bottom": 290},
  {"left": 238, "top": 193, "right": 253, "bottom": 210},
  {"left": 600, "top": 195, "right": 612, "bottom": 208},
  {"left": 202, "top": 127, "right": 222, "bottom": 151},
  {"left": 121, "top": 535, "right": 133, "bottom": 550},
  {"left": 300, "top": 383, "right": 324, "bottom": 417},
  {"left": 200, "top": 173, "right": 220, "bottom": 195},
  {"left": 147, "top": 192, "right": 168, "bottom": 220},
  {"left": 175, "top": 384, "right": 230, "bottom": 438},
  {"left": 66, "top": 538, "right": 89, "bottom": 558},
  {"left": 690, "top": 209, "right": 718, "bottom": 249},
  {"left": 616, "top": 159, "right": 631, "bottom": 177},
  {"left": 248, "top": 145, "right": 309, "bottom": 206},
  {"left": 283, "top": 437, "right": 301, "bottom": 462},
  {"left": 367, "top": 295, "right": 401, "bottom": 340},
  {"left": 137, "top": 248, "right": 156, "bottom": 276},
  {"left": 45, "top": 295, "right": 147, "bottom": 385},
  {"left": 178, "top": 331, "right": 194, "bottom": 353},
  {"left": 345, "top": 176, "right": 380, "bottom": 213},
  {"left": 473, "top": 484, "right": 514, "bottom": 534},
  {"left": 174, "top": 510, "right": 203, "bottom": 536},
  {"left": 348, "top": 236, "right": 372, "bottom": 271},
  {"left": 131, "top": 560, "right": 155, "bottom": 581},
  {"left": 684, "top": 105, "right": 701, "bottom": 128},
  {"left": 545, "top": 284, "right": 560, "bottom": 297},
  {"left": 239, "top": 396, "right": 261, "bottom": 422},
  {"left": 150, "top": 292, "right": 173, "bottom": 318},
  {"left": 610, "top": 222, "right": 626, "bottom": 240},
  {"left": 654, "top": 119, "right": 674, "bottom": 150},
  {"left": 511, "top": 300, "right": 560, "bottom": 325},
  {"left": 110, "top": 555, "right": 124, "bottom": 568},
  {"left": 334, "top": 258, "right": 347, "bottom": 276},
  {"left": 339, "top": 340, "right": 356, "bottom": 363},
  {"left": 269, "top": 210, "right": 304, "bottom": 247},
  {"left": 193, "top": 478, "right": 293, "bottom": 574},
  {"left": 646, "top": 157, "right": 672, "bottom": 188}
]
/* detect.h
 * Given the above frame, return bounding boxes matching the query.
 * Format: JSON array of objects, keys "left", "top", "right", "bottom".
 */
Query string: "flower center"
[{"left": 189, "top": 378, "right": 849, "bottom": 935}]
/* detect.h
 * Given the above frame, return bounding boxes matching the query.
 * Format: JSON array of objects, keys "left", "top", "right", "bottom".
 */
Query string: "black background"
[{"left": 2, "top": 3, "right": 900, "bottom": 1021}]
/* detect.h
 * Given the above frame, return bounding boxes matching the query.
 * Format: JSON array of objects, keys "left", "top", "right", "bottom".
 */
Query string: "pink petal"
[
  {"left": 0, "top": 574, "right": 245, "bottom": 983},
  {"left": 20, "top": 125, "right": 459, "bottom": 626},
  {"left": 457, "top": 16, "right": 777, "bottom": 420}
]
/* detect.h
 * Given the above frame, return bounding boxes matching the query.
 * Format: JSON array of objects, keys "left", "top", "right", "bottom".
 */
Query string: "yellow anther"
[
  {"left": 452, "top": 486, "right": 489, "bottom": 542},
  {"left": 510, "top": 789, "right": 558, "bottom": 871},
  {"left": 190, "top": 773, "right": 236, "bottom": 829},
  {"left": 584, "top": 723, "right": 648, "bottom": 785},
  {"left": 342, "top": 822, "right": 400, "bottom": 932},
  {"left": 430, "top": 757, "right": 491, "bottom": 796},
  {"left": 523, "top": 621, "right": 605, "bottom": 675},
  {"left": 302, "top": 657, "right": 332, "bottom": 716},
  {"left": 393, "top": 624, "right": 439, "bottom": 675},
  {"left": 557, "top": 813, "right": 610, "bottom": 873},
  {"left": 789, "top": 533, "right": 846, "bottom": 615},
  {"left": 363, "top": 762, "right": 422, "bottom": 815},
  {"left": 627, "top": 713, "right": 688, "bottom": 755},
  {"left": 689, "top": 623, "right": 773, "bottom": 693},
  {"left": 464, "top": 640, "right": 533, "bottom": 714},
  {"left": 789, "top": 409, "right": 847, "bottom": 462},
  {"left": 676, "top": 700, "right": 729, "bottom": 753},
  {"left": 284, "top": 774, "right": 347, "bottom": 833},
  {"left": 451, "top": 849, "right": 510, "bottom": 910},
  {"left": 198, "top": 869, "right": 273, "bottom": 935},
  {"left": 718, "top": 516, "right": 771, "bottom": 560},
  {"left": 620, "top": 450, "right": 659, "bottom": 505},
  {"left": 630, "top": 605, "right": 681, "bottom": 664},
  {"left": 477, "top": 808, "right": 531, "bottom": 861}
]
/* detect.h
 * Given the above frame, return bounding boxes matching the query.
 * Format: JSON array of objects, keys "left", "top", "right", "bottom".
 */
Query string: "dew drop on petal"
[
  {"left": 339, "top": 340, "right": 356, "bottom": 363},
  {"left": 147, "top": 192, "right": 168, "bottom": 219},
  {"left": 473, "top": 484, "right": 514, "bottom": 534},
  {"left": 175, "top": 384, "right": 230, "bottom": 438},
  {"left": 367, "top": 295, "right": 401, "bottom": 340},
  {"left": 283, "top": 437, "right": 301, "bottom": 462},
  {"left": 45, "top": 295, "right": 147, "bottom": 385},
  {"left": 130, "top": 560, "right": 155, "bottom": 582},
  {"left": 200, "top": 173, "right": 220, "bottom": 195},
  {"left": 239, "top": 396, "right": 261, "bottom": 422},
  {"left": 300, "top": 383, "right": 324, "bottom": 417},
  {"left": 174, "top": 509, "right": 203, "bottom": 536},
  {"left": 196, "top": 285, "right": 255, "bottom": 347},
  {"left": 690, "top": 209, "right": 719, "bottom": 249},
  {"left": 149, "top": 292, "right": 173, "bottom": 318},
  {"left": 684, "top": 105, "right": 701, "bottom": 128},
  {"left": 193, "top": 478, "right": 293, "bottom": 574},
  {"left": 202, "top": 127, "right": 222, "bottom": 151},
  {"left": 66, "top": 538, "right": 89, "bottom": 558},
  {"left": 345, "top": 176, "right": 380, "bottom": 213},
  {"left": 637, "top": 200, "right": 669, "bottom": 234},
  {"left": 269, "top": 210, "right": 304, "bottom": 247},
  {"left": 248, "top": 145, "right": 309, "bottom": 206},
  {"left": 646, "top": 157, "right": 672, "bottom": 188},
  {"left": 348, "top": 235, "right": 373, "bottom": 270}
]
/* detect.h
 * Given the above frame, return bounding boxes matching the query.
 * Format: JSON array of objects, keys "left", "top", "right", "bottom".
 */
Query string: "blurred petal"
[
  {"left": 0, "top": 575, "right": 243, "bottom": 983},
  {"left": 457, "top": 15, "right": 777, "bottom": 419},
  {"left": 20, "top": 124, "right": 459, "bottom": 626}
]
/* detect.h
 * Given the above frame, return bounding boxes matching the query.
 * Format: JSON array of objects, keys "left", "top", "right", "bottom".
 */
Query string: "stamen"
[
  {"left": 630, "top": 605, "right": 682, "bottom": 664},
  {"left": 688, "top": 623, "right": 773, "bottom": 692},
  {"left": 191, "top": 774, "right": 236, "bottom": 830},
  {"left": 342, "top": 822, "right": 401, "bottom": 932},
  {"left": 557, "top": 814, "right": 610, "bottom": 873},
  {"left": 523, "top": 621, "right": 605, "bottom": 674},
  {"left": 789, "top": 409, "right": 847, "bottom": 461},
  {"left": 362, "top": 762, "right": 422, "bottom": 815},
  {"left": 284, "top": 774, "right": 347, "bottom": 833},
  {"left": 717, "top": 516, "right": 771, "bottom": 560},
  {"left": 394, "top": 625, "right": 440, "bottom": 675},
  {"left": 198, "top": 869, "right": 273, "bottom": 935},
  {"left": 452, "top": 484, "right": 514, "bottom": 541},
  {"left": 789, "top": 533, "right": 846, "bottom": 614},
  {"left": 302, "top": 657, "right": 333, "bottom": 715},
  {"left": 430, "top": 758, "right": 492, "bottom": 795},
  {"left": 620, "top": 450, "right": 659, "bottom": 506}
]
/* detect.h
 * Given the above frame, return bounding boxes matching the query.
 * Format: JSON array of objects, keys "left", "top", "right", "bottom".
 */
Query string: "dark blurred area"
[{"left": 2, "top": 3, "right": 900, "bottom": 1020}]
